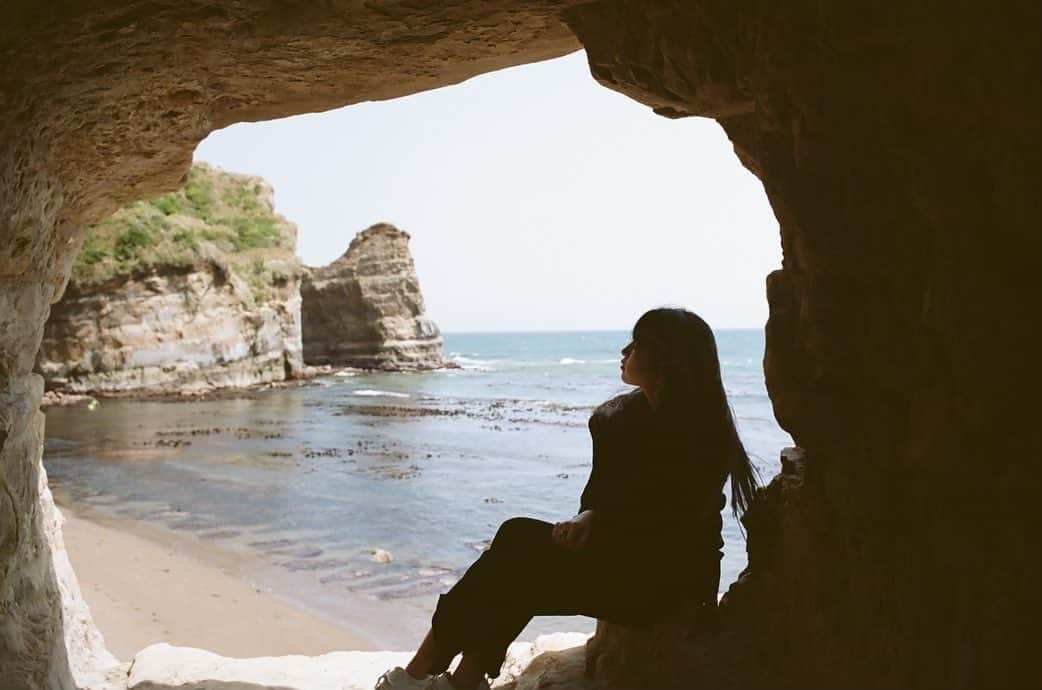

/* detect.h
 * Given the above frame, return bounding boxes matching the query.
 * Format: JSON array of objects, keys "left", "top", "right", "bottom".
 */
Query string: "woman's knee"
[{"left": 490, "top": 516, "right": 550, "bottom": 550}]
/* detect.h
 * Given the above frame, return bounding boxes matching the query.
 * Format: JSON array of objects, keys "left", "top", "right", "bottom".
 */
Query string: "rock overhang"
[{"left": 1, "top": 2, "right": 585, "bottom": 246}]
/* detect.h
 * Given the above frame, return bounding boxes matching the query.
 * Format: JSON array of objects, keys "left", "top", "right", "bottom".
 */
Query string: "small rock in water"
[{"left": 368, "top": 547, "right": 394, "bottom": 563}]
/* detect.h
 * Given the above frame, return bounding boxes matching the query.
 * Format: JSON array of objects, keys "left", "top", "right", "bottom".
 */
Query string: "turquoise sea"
[{"left": 43, "top": 329, "right": 790, "bottom": 646}]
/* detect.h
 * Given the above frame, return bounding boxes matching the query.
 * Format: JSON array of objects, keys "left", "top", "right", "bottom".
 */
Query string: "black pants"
[{"left": 429, "top": 516, "right": 710, "bottom": 679}]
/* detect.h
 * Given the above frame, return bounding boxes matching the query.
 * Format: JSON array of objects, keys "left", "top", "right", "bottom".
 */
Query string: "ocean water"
[{"left": 42, "top": 329, "right": 790, "bottom": 647}]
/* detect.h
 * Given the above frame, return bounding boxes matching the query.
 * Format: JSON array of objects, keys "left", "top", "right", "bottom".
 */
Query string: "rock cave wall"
[
  {"left": 1, "top": 4, "right": 581, "bottom": 687},
  {"left": 1, "top": 2, "right": 1037, "bottom": 689},
  {"left": 564, "top": 3, "right": 1040, "bottom": 688}
]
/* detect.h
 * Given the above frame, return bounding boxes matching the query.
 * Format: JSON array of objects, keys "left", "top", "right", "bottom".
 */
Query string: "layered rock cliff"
[
  {"left": 301, "top": 223, "right": 446, "bottom": 371},
  {"left": 36, "top": 163, "right": 304, "bottom": 395}
]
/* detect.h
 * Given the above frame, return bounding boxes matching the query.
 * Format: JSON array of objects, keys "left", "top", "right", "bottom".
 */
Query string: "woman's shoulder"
[{"left": 589, "top": 389, "right": 646, "bottom": 431}]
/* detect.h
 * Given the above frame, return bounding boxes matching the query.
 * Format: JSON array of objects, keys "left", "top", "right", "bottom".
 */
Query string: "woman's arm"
[
  {"left": 577, "top": 415, "right": 605, "bottom": 514},
  {"left": 578, "top": 477, "right": 598, "bottom": 515}
]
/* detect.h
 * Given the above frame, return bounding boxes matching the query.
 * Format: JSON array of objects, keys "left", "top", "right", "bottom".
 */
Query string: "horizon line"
[{"left": 441, "top": 326, "right": 765, "bottom": 334}]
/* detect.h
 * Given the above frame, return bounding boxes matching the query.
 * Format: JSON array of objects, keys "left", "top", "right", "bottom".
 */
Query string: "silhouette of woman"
[{"left": 375, "top": 307, "right": 760, "bottom": 690}]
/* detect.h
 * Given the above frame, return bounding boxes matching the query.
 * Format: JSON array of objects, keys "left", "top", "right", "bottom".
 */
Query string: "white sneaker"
[
  {"left": 374, "top": 666, "right": 430, "bottom": 690},
  {"left": 427, "top": 671, "right": 491, "bottom": 690}
]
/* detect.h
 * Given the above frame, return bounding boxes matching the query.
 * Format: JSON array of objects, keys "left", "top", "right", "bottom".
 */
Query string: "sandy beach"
[{"left": 57, "top": 500, "right": 379, "bottom": 662}]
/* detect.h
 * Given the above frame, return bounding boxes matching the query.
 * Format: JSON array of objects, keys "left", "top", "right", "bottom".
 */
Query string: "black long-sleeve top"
[{"left": 579, "top": 389, "right": 727, "bottom": 559}]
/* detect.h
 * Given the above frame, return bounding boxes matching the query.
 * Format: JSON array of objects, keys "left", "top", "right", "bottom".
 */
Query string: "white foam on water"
[
  {"left": 451, "top": 355, "right": 497, "bottom": 365},
  {"left": 559, "top": 357, "right": 585, "bottom": 365},
  {"left": 450, "top": 355, "right": 497, "bottom": 371},
  {"left": 351, "top": 389, "right": 410, "bottom": 398},
  {"left": 534, "top": 400, "right": 597, "bottom": 411}
]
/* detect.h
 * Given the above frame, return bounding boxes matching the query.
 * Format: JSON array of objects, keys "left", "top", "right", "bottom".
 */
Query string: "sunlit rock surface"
[
  {"left": 1, "top": 4, "right": 579, "bottom": 685},
  {"left": 301, "top": 224, "right": 447, "bottom": 371},
  {"left": 126, "top": 634, "right": 592, "bottom": 690},
  {"left": 39, "top": 460, "right": 129, "bottom": 690}
]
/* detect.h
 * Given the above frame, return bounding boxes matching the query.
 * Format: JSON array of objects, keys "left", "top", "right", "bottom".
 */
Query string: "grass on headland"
[{"left": 73, "top": 163, "right": 301, "bottom": 304}]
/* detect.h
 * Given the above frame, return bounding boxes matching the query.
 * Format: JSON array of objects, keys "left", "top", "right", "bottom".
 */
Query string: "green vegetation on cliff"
[{"left": 74, "top": 163, "right": 300, "bottom": 302}]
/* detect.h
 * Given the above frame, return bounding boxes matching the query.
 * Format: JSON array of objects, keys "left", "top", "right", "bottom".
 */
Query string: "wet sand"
[{"left": 58, "top": 500, "right": 380, "bottom": 662}]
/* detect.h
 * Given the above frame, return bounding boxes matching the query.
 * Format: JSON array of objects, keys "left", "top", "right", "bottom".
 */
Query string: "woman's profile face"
[{"left": 620, "top": 339, "right": 654, "bottom": 387}]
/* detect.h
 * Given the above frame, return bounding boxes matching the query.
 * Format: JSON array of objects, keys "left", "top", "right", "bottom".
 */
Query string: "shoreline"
[
  {"left": 56, "top": 497, "right": 382, "bottom": 662},
  {"left": 40, "top": 361, "right": 464, "bottom": 407}
]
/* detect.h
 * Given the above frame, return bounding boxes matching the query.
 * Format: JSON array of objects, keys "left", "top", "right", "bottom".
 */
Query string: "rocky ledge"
[
  {"left": 301, "top": 223, "right": 453, "bottom": 371},
  {"left": 36, "top": 163, "right": 305, "bottom": 395},
  {"left": 126, "top": 634, "right": 591, "bottom": 690}
]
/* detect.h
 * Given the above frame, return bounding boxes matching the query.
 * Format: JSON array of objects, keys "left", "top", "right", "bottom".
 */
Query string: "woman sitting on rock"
[{"left": 375, "top": 307, "right": 760, "bottom": 690}]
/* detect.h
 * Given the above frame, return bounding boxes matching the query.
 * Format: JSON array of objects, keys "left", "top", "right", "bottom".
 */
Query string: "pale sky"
[{"left": 194, "top": 51, "right": 781, "bottom": 333}]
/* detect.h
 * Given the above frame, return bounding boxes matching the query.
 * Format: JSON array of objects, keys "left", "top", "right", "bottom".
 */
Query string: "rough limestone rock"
[
  {"left": 126, "top": 633, "right": 592, "bottom": 690},
  {"left": 36, "top": 163, "right": 304, "bottom": 395},
  {"left": 562, "top": 4, "right": 1040, "bottom": 689},
  {"left": 2, "top": 3, "right": 579, "bottom": 685},
  {"left": 0, "top": 2, "right": 1038, "bottom": 689},
  {"left": 39, "top": 458, "right": 129, "bottom": 690},
  {"left": 301, "top": 223, "right": 446, "bottom": 371}
]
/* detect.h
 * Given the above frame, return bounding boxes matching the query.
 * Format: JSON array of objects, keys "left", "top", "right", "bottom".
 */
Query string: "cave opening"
[
  {"left": 40, "top": 50, "right": 791, "bottom": 664},
  {"left": 4, "top": 2, "right": 1038, "bottom": 688},
  {"left": 5, "top": 3, "right": 1035, "bottom": 689}
]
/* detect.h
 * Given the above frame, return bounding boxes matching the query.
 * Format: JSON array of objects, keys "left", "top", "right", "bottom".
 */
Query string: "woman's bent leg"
[
  {"left": 429, "top": 517, "right": 551, "bottom": 675},
  {"left": 429, "top": 516, "right": 615, "bottom": 680},
  {"left": 404, "top": 628, "right": 439, "bottom": 679}
]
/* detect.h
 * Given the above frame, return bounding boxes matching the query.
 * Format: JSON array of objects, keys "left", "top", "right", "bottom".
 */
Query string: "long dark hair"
[{"left": 631, "top": 307, "right": 761, "bottom": 520}]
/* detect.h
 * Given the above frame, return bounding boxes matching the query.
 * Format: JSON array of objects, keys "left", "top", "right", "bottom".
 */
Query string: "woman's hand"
[{"left": 552, "top": 510, "right": 594, "bottom": 552}]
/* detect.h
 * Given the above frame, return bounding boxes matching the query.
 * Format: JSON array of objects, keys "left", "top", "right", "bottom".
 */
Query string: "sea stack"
[
  {"left": 36, "top": 163, "right": 304, "bottom": 395},
  {"left": 301, "top": 223, "right": 448, "bottom": 371}
]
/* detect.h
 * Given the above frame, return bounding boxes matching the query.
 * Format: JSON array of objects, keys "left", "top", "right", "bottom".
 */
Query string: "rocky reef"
[
  {"left": 35, "top": 163, "right": 304, "bottom": 395},
  {"left": 301, "top": 223, "right": 448, "bottom": 371}
]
